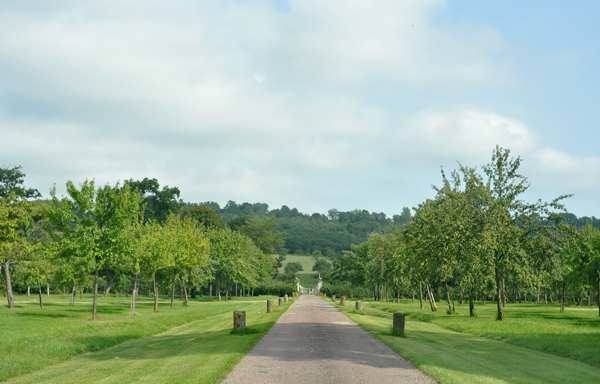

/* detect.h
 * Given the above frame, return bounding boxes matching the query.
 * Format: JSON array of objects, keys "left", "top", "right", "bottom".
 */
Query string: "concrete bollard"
[
  {"left": 233, "top": 310, "right": 246, "bottom": 330},
  {"left": 356, "top": 301, "right": 363, "bottom": 311},
  {"left": 267, "top": 299, "right": 274, "bottom": 313},
  {"left": 324, "top": 293, "right": 327, "bottom": 298},
  {"left": 340, "top": 296, "right": 346, "bottom": 305},
  {"left": 393, "top": 313, "right": 405, "bottom": 335},
  {"left": 284, "top": 294, "right": 288, "bottom": 302},
  {"left": 332, "top": 295, "right": 336, "bottom": 301},
  {"left": 279, "top": 297, "right": 284, "bottom": 306}
]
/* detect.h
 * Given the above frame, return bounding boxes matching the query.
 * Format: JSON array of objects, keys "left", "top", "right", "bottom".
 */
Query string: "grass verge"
[
  {"left": 330, "top": 298, "right": 600, "bottom": 384},
  {"left": 1, "top": 293, "right": 288, "bottom": 382}
]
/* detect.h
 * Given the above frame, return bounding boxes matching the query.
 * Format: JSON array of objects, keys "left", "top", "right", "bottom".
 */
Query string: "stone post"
[
  {"left": 233, "top": 310, "right": 246, "bottom": 330},
  {"left": 340, "top": 296, "right": 346, "bottom": 305},
  {"left": 279, "top": 297, "right": 284, "bottom": 306},
  {"left": 267, "top": 299, "right": 274, "bottom": 313},
  {"left": 324, "top": 293, "right": 327, "bottom": 298},
  {"left": 393, "top": 313, "right": 405, "bottom": 335},
  {"left": 284, "top": 294, "right": 288, "bottom": 302},
  {"left": 356, "top": 301, "right": 363, "bottom": 311},
  {"left": 332, "top": 295, "right": 336, "bottom": 301}
]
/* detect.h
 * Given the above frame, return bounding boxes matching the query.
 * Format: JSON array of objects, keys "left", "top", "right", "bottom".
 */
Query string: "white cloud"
[{"left": 0, "top": 1, "right": 597, "bottom": 216}]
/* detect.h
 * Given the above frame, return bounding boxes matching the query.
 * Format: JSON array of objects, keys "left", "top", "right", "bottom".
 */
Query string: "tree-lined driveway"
[{"left": 224, "top": 295, "right": 435, "bottom": 383}]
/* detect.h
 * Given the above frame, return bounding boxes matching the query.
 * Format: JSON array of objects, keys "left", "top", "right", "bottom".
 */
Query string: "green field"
[
  {"left": 1, "top": 293, "right": 292, "bottom": 383},
  {"left": 331, "top": 297, "right": 600, "bottom": 383},
  {"left": 278, "top": 254, "right": 321, "bottom": 287}
]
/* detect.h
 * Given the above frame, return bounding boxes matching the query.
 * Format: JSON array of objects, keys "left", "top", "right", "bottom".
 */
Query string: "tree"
[
  {"left": 285, "top": 262, "right": 303, "bottom": 275},
  {"left": 312, "top": 259, "right": 332, "bottom": 275},
  {"left": 45, "top": 180, "right": 144, "bottom": 320},
  {"left": 125, "top": 178, "right": 183, "bottom": 223},
  {"left": 180, "top": 205, "right": 225, "bottom": 230},
  {"left": 0, "top": 166, "right": 41, "bottom": 199},
  {"left": 573, "top": 223, "right": 600, "bottom": 316},
  {"left": 162, "top": 214, "right": 210, "bottom": 308},
  {"left": 483, "top": 146, "right": 569, "bottom": 320},
  {"left": 237, "top": 216, "right": 286, "bottom": 254},
  {"left": 0, "top": 193, "right": 39, "bottom": 309}
]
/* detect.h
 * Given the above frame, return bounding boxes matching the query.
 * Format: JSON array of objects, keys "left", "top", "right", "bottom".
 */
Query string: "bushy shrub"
[{"left": 254, "top": 281, "right": 296, "bottom": 297}]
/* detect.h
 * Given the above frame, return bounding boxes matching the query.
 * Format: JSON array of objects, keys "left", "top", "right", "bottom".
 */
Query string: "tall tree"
[
  {"left": 237, "top": 216, "right": 285, "bottom": 254},
  {"left": 125, "top": 178, "right": 183, "bottom": 223}
]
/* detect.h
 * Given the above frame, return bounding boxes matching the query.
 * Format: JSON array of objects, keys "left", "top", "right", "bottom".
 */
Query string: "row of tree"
[
  {"left": 1, "top": 169, "right": 278, "bottom": 319},
  {"left": 325, "top": 146, "right": 600, "bottom": 320}
]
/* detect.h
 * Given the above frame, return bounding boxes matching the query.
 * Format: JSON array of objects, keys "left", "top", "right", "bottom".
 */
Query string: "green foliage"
[
  {"left": 284, "top": 261, "right": 303, "bottom": 274},
  {"left": 253, "top": 280, "right": 296, "bottom": 296},
  {"left": 0, "top": 165, "right": 41, "bottom": 199},
  {"left": 312, "top": 258, "right": 332, "bottom": 274},
  {"left": 126, "top": 177, "right": 183, "bottom": 223},
  {"left": 237, "top": 216, "right": 286, "bottom": 254},
  {"left": 180, "top": 204, "right": 226, "bottom": 229}
]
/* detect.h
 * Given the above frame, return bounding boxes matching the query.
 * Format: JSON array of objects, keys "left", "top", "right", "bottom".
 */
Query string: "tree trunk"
[
  {"left": 171, "top": 273, "right": 177, "bottom": 309},
  {"left": 226, "top": 285, "right": 230, "bottom": 302},
  {"left": 495, "top": 268, "right": 504, "bottom": 320},
  {"left": 37, "top": 279, "right": 43, "bottom": 309},
  {"left": 235, "top": 283, "right": 238, "bottom": 297},
  {"left": 27, "top": 285, "right": 30, "bottom": 297},
  {"left": 183, "top": 279, "right": 189, "bottom": 306},
  {"left": 426, "top": 284, "right": 436, "bottom": 312},
  {"left": 93, "top": 268, "right": 99, "bottom": 320},
  {"left": 469, "top": 292, "right": 475, "bottom": 317},
  {"left": 252, "top": 287, "right": 254, "bottom": 297},
  {"left": 445, "top": 283, "right": 452, "bottom": 314},
  {"left": 71, "top": 279, "right": 77, "bottom": 305},
  {"left": 153, "top": 275, "right": 159, "bottom": 312},
  {"left": 131, "top": 272, "right": 138, "bottom": 315},
  {"left": 209, "top": 283, "right": 212, "bottom": 298},
  {"left": 4, "top": 261, "right": 15, "bottom": 310},
  {"left": 502, "top": 277, "right": 506, "bottom": 307},
  {"left": 103, "top": 272, "right": 118, "bottom": 298},
  {"left": 419, "top": 282, "right": 424, "bottom": 310},
  {"left": 482, "top": 293, "right": 486, "bottom": 306},
  {"left": 560, "top": 282, "right": 566, "bottom": 313},
  {"left": 217, "top": 279, "right": 221, "bottom": 301},
  {"left": 80, "top": 288, "right": 83, "bottom": 299},
  {"left": 597, "top": 274, "right": 600, "bottom": 317},
  {"left": 47, "top": 283, "right": 49, "bottom": 296}
]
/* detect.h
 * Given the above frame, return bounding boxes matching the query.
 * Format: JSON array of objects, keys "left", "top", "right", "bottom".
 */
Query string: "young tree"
[
  {"left": 0, "top": 193, "right": 39, "bottom": 309},
  {"left": 45, "top": 180, "right": 144, "bottom": 319}
]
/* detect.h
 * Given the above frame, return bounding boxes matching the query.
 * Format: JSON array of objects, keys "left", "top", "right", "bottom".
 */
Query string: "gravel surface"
[{"left": 223, "top": 295, "right": 436, "bottom": 384}]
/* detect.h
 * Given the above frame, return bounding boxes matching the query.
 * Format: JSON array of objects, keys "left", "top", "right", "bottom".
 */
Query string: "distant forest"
[
  {"left": 194, "top": 200, "right": 600, "bottom": 259},
  {"left": 196, "top": 201, "right": 413, "bottom": 258}
]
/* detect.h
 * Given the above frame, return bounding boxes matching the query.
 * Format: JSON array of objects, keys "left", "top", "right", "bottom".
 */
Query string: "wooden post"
[
  {"left": 284, "top": 294, "right": 288, "bottom": 302},
  {"left": 267, "top": 299, "right": 274, "bottom": 313},
  {"left": 278, "top": 297, "right": 284, "bottom": 306},
  {"left": 340, "top": 296, "right": 346, "bottom": 305},
  {"left": 233, "top": 310, "right": 246, "bottom": 330},
  {"left": 356, "top": 301, "right": 363, "bottom": 311},
  {"left": 393, "top": 313, "right": 405, "bottom": 335}
]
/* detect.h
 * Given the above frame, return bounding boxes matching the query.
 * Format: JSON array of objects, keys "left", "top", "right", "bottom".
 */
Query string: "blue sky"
[{"left": 0, "top": 0, "right": 598, "bottom": 217}]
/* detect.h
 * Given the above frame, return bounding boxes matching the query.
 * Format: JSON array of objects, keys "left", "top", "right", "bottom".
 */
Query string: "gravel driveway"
[{"left": 223, "top": 295, "right": 436, "bottom": 384}]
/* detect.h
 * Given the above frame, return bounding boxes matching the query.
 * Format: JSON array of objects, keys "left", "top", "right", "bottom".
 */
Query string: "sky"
[{"left": 1, "top": 0, "right": 599, "bottom": 218}]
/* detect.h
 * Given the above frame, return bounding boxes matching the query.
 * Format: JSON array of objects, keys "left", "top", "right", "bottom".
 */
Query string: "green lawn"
[
  {"left": 1, "top": 293, "right": 291, "bottom": 383},
  {"left": 331, "top": 297, "right": 600, "bottom": 383},
  {"left": 278, "top": 254, "right": 321, "bottom": 287}
]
